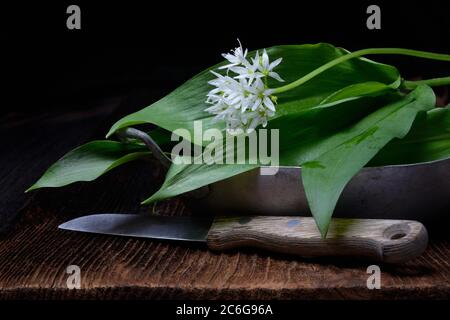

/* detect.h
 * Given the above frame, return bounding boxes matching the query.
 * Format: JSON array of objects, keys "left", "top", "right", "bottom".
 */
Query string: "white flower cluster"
[{"left": 205, "top": 42, "right": 284, "bottom": 134}]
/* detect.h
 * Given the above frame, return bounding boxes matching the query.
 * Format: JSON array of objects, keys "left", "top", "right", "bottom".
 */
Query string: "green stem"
[
  {"left": 273, "top": 48, "right": 450, "bottom": 94},
  {"left": 402, "top": 76, "right": 450, "bottom": 90}
]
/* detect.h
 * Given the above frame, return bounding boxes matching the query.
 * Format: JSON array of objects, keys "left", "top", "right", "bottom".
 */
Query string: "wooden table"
[{"left": 0, "top": 92, "right": 449, "bottom": 300}]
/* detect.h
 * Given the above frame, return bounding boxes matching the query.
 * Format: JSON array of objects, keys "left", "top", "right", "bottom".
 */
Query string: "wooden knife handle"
[{"left": 206, "top": 216, "right": 428, "bottom": 263}]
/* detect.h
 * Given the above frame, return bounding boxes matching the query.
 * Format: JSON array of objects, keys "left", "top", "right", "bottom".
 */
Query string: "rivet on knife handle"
[{"left": 206, "top": 216, "right": 428, "bottom": 263}]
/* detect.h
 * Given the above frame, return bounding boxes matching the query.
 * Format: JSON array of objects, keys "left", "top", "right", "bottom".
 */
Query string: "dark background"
[{"left": 2, "top": 1, "right": 450, "bottom": 115}]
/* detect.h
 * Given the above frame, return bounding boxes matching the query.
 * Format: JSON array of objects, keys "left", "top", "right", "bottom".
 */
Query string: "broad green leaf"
[
  {"left": 106, "top": 43, "right": 400, "bottom": 141},
  {"left": 144, "top": 160, "right": 258, "bottom": 204},
  {"left": 369, "top": 106, "right": 450, "bottom": 166},
  {"left": 301, "top": 85, "right": 436, "bottom": 237},
  {"left": 272, "top": 95, "right": 400, "bottom": 166},
  {"left": 27, "top": 141, "right": 149, "bottom": 191}
]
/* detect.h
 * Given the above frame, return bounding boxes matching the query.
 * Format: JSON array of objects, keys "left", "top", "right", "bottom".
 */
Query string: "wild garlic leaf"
[
  {"left": 301, "top": 85, "right": 436, "bottom": 237},
  {"left": 26, "top": 141, "right": 149, "bottom": 191},
  {"left": 144, "top": 161, "right": 258, "bottom": 204},
  {"left": 369, "top": 107, "right": 450, "bottom": 166}
]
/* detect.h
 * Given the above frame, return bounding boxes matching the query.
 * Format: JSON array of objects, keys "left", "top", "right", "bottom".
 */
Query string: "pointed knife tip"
[
  {"left": 58, "top": 221, "right": 72, "bottom": 230},
  {"left": 58, "top": 214, "right": 111, "bottom": 230},
  {"left": 58, "top": 215, "right": 92, "bottom": 231}
]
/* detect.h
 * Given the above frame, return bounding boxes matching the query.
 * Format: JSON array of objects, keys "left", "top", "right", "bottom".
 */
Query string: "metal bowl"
[{"left": 195, "top": 159, "right": 450, "bottom": 223}]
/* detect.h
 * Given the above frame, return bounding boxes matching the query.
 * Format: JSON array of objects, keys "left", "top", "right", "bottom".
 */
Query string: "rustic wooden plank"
[{"left": 0, "top": 178, "right": 448, "bottom": 299}]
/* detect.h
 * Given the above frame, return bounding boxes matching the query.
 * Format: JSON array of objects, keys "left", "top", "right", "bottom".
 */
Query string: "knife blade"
[
  {"left": 59, "top": 214, "right": 212, "bottom": 242},
  {"left": 59, "top": 214, "right": 428, "bottom": 263}
]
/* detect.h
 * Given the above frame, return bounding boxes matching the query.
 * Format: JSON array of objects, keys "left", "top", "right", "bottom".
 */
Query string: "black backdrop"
[{"left": 3, "top": 1, "right": 450, "bottom": 115}]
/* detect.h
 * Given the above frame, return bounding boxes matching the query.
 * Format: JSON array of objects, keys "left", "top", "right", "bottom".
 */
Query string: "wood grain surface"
[
  {"left": 0, "top": 197, "right": 449, "bottom": 300},
  {"left": 0, "top": 91, "right": 449, "bottom": 300}
]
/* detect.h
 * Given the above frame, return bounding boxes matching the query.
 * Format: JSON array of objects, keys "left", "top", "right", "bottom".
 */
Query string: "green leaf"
[
  {"left": 369, "top": 106, "right": 450, "bottom": 166},
  {"left": 26, "top": 141, "right": 149, "bottom": 192},
  {"left": 106, "top": 43, "right": 400, "bottom": 141},
  {"left": 272, "top": 96, "right": 395, "bottom": 166},
  {"left": 301, "top": 85, "right": 436, "bottom": 237},
  {"left": 144, "top": 158, "right": 257, "bottom": 204}
]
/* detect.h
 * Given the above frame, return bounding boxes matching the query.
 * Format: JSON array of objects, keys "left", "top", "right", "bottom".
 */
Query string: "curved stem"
[
  {"left": 273, "top": 48, "right": 450, "bottom": 94},
  {"left": 117, "top": 127, "right": 172, "bottom": 169},
  {"left": 402, "top": 76, "right": 450, "bottom": 90}
]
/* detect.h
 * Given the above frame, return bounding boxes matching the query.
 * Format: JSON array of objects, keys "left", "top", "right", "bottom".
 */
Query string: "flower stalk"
[
  {"left": 402, "top": 76, "right": 450, "bottom": 90},
  {"left": 207, "top": 44, "right": 450, "bottom": 133},
  {"left": 273, "top": 48, "right": 450, "bottom": 94}
]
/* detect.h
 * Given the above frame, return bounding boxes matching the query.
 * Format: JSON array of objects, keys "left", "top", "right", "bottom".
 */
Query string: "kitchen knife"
[{"left": 59, "top": 214, "right": 428, "bottom": 263}]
